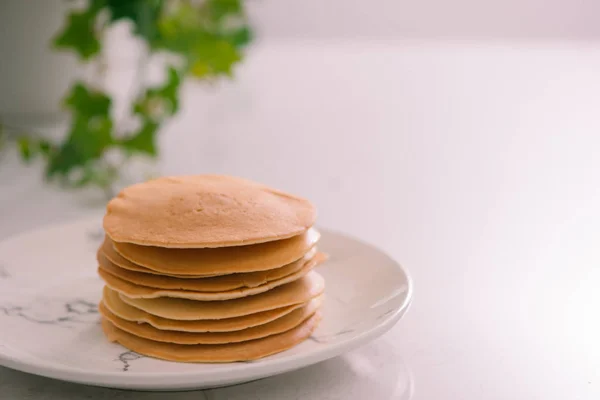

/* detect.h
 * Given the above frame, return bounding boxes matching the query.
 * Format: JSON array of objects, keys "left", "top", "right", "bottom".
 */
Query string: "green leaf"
[
  {"left": 150, "top": 66, "right": 181, "bottom": 114},
  {"left": 46, "top": 84, "right": 113, "bottom": 177},
  {"left": 121, "top": 120, "right": 159, "bottom": 156},
  {"left": 53, "top": 6, "right": 102, "bottom": 60},
  {"left": 225, "top": 26, "right": 253, "bottom": 48},
  {"left": 205, "top": 0, "right": 243, "bottom": 22},
  {"left": 105, "top": 0, "right": 163, "bottom": 42},
  {"left": 154, "top": 1, "right": 247, "bottom": 77},
  {"left": 134, "top": 66, "right": 181, "bottom": 119},
  {"left": 46, "top": 117, "right": 113, "bottom": 176},
  {"left": 64, "top": 83, "right": 112, "bottom": 117},
  {"left": 106, "top": 0, "right": 145, "bottom": 21},
  {"left": 155, "top": 4, "right": 204, "bottom": 53},
  {"left": 125, "top": 67, "right": 181, "bottom": 155},
  {"left": 38, "top": 140, "right": 52, "bottom": 156},
  {"left": 17, "top": 137, "right": 32, "bottom": 162},
  {"left": 190, "top": 40, "right": 241, "bottom": 77},
  {"left": 16, "top": 137, "right": 55, "bottom": 163}
]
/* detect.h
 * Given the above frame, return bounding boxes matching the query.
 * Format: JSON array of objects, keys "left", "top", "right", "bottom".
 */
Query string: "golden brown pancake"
[
  {"left": 99, "top": 296, "right": 321, "bottom": 344},
  {"left": 98, "top": 245, "right": 320, "bottom": 291},
  {"left": 112, "top": 228, "right": 320, "bottom": 276},
  {"left": 101, "top": 311, "right": 322, "bottom": 362},
  {"left": 119, "top": 271, "right": 325, "bottom": 320},
  {"left": 98, "top": 252, "right": 322, "bottom": 301},
  {"left": 102, "top": 286, "right": 310, "bottom": 332},
  {"left": 100, "top": 238, "right": 215, "bottom": 278},
  {"left": 103, "top": 175, "right": 317, "bottom": 248}
]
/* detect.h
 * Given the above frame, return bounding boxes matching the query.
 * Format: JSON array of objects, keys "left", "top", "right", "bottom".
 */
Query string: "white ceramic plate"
[{"left": 0, "top": 216, "right": 412, "bottom": 391}]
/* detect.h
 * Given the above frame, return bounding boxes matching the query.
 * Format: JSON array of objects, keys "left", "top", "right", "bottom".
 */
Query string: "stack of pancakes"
[{"left": 97, "top": 175, "right": 325, "bottom": 362}]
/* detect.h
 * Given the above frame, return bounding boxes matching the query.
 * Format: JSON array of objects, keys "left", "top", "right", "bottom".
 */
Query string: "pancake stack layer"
[{"left": 97, "top": 175, "right": 325, "bottom": 362}]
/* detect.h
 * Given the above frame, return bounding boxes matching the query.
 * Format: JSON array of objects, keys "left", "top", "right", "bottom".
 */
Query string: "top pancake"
[{"left": 103, "top": 175, "right": 317, "bottom": 248}]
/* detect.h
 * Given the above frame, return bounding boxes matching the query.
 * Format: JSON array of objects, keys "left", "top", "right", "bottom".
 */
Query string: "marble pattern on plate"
[{"left": 0, "top": 298, "right": 99, "bottom": 328}]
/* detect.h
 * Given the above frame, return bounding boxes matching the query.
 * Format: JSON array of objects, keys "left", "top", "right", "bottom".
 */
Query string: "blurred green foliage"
[{"left": 13, "top": 0, "right": 251, "bottom": 192}]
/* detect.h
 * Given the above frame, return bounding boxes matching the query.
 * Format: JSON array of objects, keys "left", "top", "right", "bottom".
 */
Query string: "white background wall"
[
  {"left": 2, "top": 0, "right": 600, "bottom": 119},
  {"left": 247, "top": 0, "right": 600, "bottom": 40}
]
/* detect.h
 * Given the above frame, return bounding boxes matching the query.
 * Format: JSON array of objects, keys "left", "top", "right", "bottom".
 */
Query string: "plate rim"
[{"left": 0, "top": 216, "right": 413, "bottom": 389}]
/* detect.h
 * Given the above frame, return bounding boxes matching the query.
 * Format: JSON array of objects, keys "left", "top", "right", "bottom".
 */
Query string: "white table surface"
[{"left": 1, "top": 41, "right": 600, "bottom": 399}]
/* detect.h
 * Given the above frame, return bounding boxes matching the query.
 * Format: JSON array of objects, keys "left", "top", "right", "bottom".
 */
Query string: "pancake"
[
  {"left": 99, "top": 296, "right": 322, "bottom": 344},
  {"left": 100, "top": 238, "right": 214, "bottom": 278},
  {"left": 98, "top": 252, "right": 324, "bottom": 301},
  {"left": 101, "top": 311, "right": 322, "bottom": 362},
  {"left": 103, "top": 175, "right": 317, "bottom": 248},
  {"left": 102, "top": 286, "right": 310, "bottom": 332},
  {"left": 112, "top": 228, "right": 320, "bottom": 276},
  {"left": 98, "top": 245, "right": 320, "bottom": 291},
  {"left": 119, "top": 271, "right": 325, "bottom": 320}
]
